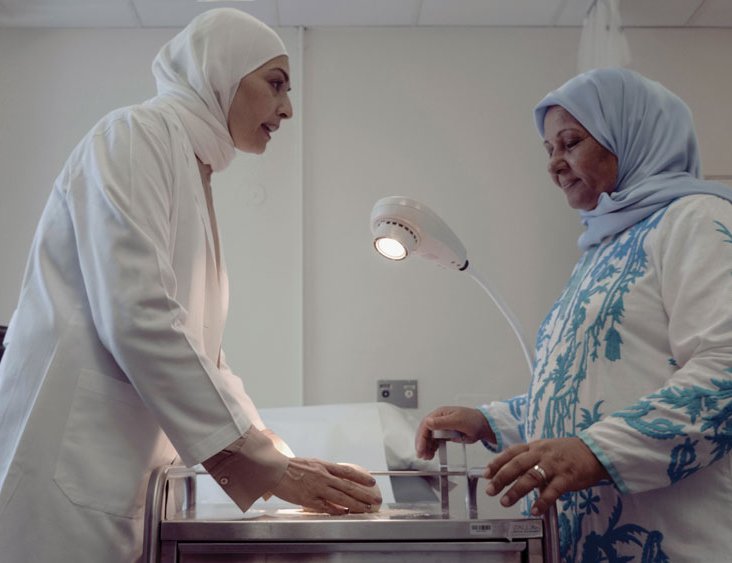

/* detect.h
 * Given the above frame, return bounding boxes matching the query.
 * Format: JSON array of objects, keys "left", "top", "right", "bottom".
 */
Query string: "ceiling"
[{"left": 0, "top": 0, "right": 731, "bottom": 29}]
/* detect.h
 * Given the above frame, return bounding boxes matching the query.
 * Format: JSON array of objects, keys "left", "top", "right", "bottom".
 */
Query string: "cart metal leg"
[{"left": 143, "top": 464, "right": 197, "bottom": 563}]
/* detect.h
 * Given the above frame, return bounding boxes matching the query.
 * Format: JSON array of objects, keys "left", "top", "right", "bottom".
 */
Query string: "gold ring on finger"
[{"left": 530, "top": 464, "right": 549, "bottom": 485}]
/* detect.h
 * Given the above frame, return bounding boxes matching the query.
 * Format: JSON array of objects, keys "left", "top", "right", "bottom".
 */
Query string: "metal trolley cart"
[{"left": 142, "top": 461, "right": 560, "bottom": 563}]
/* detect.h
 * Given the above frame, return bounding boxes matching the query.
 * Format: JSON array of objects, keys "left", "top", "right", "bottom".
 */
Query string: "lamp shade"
[{"left": 370, "top": 196, "right": 468, "bottom": 271}]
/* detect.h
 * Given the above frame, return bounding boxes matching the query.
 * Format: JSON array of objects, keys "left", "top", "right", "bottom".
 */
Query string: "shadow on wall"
[{"left": 0, "top": 325, "right": 6, "bottom": 362}]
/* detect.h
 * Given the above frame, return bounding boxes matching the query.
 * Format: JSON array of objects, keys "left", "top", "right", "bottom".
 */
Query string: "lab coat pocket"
[{"left": 53, "top": 368, "right": 174, "bottom": 518}]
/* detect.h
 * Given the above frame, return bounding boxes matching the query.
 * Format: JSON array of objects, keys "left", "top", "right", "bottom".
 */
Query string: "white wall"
[
  {"left": 1, "top": 25, "right": 731, "bottom": 455},
  {"left": 302, "top": 26, "right": 732, "bottom": 418}
]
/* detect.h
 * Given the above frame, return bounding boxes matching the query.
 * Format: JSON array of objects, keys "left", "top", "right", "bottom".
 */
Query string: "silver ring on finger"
[{"left": 530, "top": 464, "right": 549, "bottom": 486}]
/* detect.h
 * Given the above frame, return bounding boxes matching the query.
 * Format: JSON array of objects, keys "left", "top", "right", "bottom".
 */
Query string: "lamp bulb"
[{"left": 375, "top": 237, "right": 407, "bottom": 260}]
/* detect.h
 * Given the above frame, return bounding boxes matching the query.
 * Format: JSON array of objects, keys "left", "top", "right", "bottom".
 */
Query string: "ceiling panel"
[
  {"left": 554, "top": 0, "right": 592, "bottom": 26},
  {"left": 419, "top": 0, "right": 565, "bottom": 27},
  {"left": 690, "top": 0, "right": 732, "bottom": 27},
  {"left": 620, "top": 0, "right": 703, "bottom": 27},
  {"left": 0, "top": 0, "right": 731, "bottom": 28},
  {"left": 278, "top": 0, "right": 421, "bottom": 27},
  {"left": 556, "top": 0, "right": 708, "bottom": 27},
  {"left": 0, "top": 0, "right": 139, "bottom": 27},
  {"left": 132, "top": 0, "right": 278, "bottom": 28}
]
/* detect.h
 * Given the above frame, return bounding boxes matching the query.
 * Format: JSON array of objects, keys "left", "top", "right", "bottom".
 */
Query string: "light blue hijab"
[{"left": 534, "top": 68, "right": 732, "bottom": 250}]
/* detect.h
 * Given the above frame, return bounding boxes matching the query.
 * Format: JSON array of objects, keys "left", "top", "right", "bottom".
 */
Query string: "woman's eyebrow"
[
  {"left": 544, "top": 127, "right": 583, "bottom": 144},
  {"left": 556, "top": 127, "right": 581, "bottom": 136},
  {"left": 272, "top": 67, "right": 290, "bottom": 84}
]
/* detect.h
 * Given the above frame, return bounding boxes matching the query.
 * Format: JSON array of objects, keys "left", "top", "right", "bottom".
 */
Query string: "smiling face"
[
  {"left": 543, "top": 106, "right": 618, "bottom": 211},
  {"left": 227, "top": 54, "right": 293, "bottom": 154}
]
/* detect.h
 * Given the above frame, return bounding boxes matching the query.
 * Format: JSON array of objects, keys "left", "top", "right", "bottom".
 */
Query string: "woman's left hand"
[{"left": 484, "top": 437, "right": 610, "bottom": 516}]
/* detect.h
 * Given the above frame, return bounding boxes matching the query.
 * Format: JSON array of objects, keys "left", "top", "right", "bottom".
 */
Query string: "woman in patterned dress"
[{"left": 416, "top": 68, "right": 732, "bottom": 562}]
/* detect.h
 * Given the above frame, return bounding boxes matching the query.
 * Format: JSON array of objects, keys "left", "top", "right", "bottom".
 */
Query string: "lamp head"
[{"left": 370, "top": 196, "right": 468, "bottom": 271}]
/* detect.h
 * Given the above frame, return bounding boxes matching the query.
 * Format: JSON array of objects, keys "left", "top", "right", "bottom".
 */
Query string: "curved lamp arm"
[
  {"left": 465, "top": 264, "right": 534, "bottom": 375},
  {"left": 370, "top": 196, "right": 534, "bottom": 376}
]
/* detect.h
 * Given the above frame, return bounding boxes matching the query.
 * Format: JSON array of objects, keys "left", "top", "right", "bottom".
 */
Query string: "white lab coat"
[{"left": 0, "top": 101, "right": 266, "bottom": 562}]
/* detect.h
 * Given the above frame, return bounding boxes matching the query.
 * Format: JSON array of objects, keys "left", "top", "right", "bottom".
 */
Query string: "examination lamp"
[{"left": 370, "top": 196, "right": 534, "bottom": 374}]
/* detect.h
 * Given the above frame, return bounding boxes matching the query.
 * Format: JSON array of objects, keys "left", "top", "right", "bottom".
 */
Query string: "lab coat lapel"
[
  {"left": 190, "top": 170, "right": 218, "bottom": 280},
  {"left": 216, "top": 246, "right": 230, "bottom": 365},
  {"left": 189, "top": 162, "right": 226, "bottom": 364}
]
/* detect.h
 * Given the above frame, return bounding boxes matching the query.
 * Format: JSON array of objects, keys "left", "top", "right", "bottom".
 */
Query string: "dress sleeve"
[
  {"left": 64, "top": 111, "right": 256, "bottom": 466},
  {"left": 581, "top": 196, "right": 732, "bottom": 494},
  {"left": 480, "top": 394, "right": 529, "bottom": 452}
]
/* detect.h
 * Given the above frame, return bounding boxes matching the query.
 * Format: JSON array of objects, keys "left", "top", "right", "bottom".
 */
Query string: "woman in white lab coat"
[{"left": 0, "top": 9, "right": 379, "bottom": 563}]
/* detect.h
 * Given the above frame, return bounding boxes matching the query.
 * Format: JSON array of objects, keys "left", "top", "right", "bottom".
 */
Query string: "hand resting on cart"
[{"left": 272, "top": 459, "right": 382, "bottom": 515}]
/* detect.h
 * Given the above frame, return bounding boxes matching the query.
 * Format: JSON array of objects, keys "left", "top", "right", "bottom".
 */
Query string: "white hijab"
[{"left": 152, "top": 8, "right": 287, "bottom": 171}]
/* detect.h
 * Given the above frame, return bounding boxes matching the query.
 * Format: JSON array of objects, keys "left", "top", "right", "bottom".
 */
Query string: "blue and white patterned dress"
[{"left": 483, "top": 194, "right": 732, "bottom": 562}]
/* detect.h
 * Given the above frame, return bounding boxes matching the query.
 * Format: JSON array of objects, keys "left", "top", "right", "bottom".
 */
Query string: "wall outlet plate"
[{"left": 377, "top": 379, "right": 418, "bottom": 408}]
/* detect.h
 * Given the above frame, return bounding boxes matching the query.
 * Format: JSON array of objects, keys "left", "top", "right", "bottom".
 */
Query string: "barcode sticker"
[
  {"left": 507, "top": 520, "right": 542, "bottom": 538},
  {"left": 469, "top": 522, "right": 494, "bottom": 536}
]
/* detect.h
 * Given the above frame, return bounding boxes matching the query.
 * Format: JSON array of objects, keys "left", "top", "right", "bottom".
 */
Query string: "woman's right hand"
[
  {"left": 415, "top": 406, "right": 495, "bottom": 460},
  {"left": 270, "top": 457, "right": 382, "bottom": 515}
]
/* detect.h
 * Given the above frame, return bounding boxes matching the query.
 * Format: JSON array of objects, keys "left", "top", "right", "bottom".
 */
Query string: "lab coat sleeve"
[
  {"left": 217, "top": 352, "right": 297, "bottom": 457},
  {"left": 480, "top": 394, "right": 529, "bottom": 452},
  {"left": 203, "top": 426, "right": 289, "bottom": 512},
  {"left": 580, "top": 196, "right": 732, "bottom": 494},
  {"left": 218, "top": 349, "right": 266, "bottom": 430},
  {"left": 64, "top": 111, "right": 255, "bottom": 466}
]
